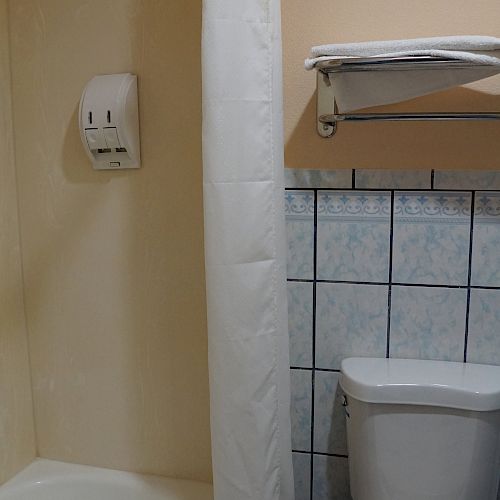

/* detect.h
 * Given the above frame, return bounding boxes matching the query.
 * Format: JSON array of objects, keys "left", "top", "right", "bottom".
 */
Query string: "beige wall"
[
  {"left": 8, "top": 0, "right": 211, "bottom": 482},
  {"left": 0, "top": 0, "right": 36, "bottom": 485},
  {"left": 283, "top": 0, "right": 500, "bottom": 169}
]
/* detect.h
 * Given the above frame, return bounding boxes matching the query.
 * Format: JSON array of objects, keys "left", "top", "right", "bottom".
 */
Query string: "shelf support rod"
[
  {"left": 319, "top": 112, "right": 500, "bottom": 124},
  {"left": 316, "top": 66, "right": 500, "bottom": 138}
]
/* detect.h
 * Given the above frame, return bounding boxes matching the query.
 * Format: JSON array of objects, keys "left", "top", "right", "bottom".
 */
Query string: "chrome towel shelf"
[{"left": 315, "top": 56, "right": 500, "bottom": 138}]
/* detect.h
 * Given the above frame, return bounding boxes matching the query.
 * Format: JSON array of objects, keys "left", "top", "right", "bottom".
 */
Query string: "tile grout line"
[
  {"left": 288, "top": 277, "right": 500, "bottom": 291},
  {"left": 431, "top": 169, "right": 435, "bottom": 189},
  {"left": 470, "top": 284, "right": 500, "bottom": 290},
  {"left": 293, "top": 449, "right": 349, "bottom": 459},
  {"left": 309, "top": 189, "right": 318, "bottom": 500},
  {"left": 352, "top": 169, "right": 356, "bottom": 189},
  {"left": 286, "top": 187, "right": 500, "bottom": 193},
  {"left": 291, "top": 366, "right": 341, "bottom": 373},
  {"left": 463, "top": 191, "right": 476, "bottom": 363},
  {"left": 386, "top": 191, "right": 395, "bottom": 358},
  {"left": 392, "top": 282, "right": 466, "bottom": 289}
]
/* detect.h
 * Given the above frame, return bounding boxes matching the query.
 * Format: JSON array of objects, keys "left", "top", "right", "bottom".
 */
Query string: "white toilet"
[{"left": 340, "top": 357, "right": 500, "bottom": 500}]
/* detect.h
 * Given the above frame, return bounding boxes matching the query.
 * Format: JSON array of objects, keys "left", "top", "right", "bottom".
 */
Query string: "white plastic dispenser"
[{"left": 79, "top": 73, "right": 140, "bottom": 170}]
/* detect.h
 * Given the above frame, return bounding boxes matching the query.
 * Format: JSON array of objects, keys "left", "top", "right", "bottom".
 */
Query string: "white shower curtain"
[{"left": 202, "top": 0, "right": 295, "bottom": 499}]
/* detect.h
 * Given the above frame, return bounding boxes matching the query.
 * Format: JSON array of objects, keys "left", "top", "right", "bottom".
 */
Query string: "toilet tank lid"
[{"left": 340, "top": 358, "right": 500, "bottom": 411}]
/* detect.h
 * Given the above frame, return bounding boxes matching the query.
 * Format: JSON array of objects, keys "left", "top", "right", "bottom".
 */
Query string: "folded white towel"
[
  {"left": 306, "top": 49, "right": 500, "bottom": 71},
  {"left": 308, "top": 35, "right": 500, "bottom": 61},
  {"left": 305, "top": 36, "right": 500, "bottom": 112}
]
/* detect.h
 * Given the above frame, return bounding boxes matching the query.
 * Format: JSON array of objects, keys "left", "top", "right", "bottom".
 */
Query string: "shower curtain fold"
[{"left": 202, "top": 1, "right": 295, "bottom": 499}]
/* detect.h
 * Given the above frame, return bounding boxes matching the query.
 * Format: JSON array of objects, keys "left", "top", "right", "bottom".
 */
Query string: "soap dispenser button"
[
  {"left": 85, "top": 129, "right": 107, "bottom": 150},
  {"left": 103, "top": 128, "right": 121, "bottom": 149}
]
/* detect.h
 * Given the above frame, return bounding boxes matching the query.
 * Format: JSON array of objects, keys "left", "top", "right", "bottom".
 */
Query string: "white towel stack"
[{"left": 305, "top": 36, "right": 500, "bottom": 112}]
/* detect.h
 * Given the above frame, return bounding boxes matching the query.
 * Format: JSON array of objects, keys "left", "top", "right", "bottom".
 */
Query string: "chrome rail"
[
  {"left": 315, "top": 56, "right": 500, "bottom": 138},
  {"left": 319, "top": 112, "right": 500, "bottom": 124}
]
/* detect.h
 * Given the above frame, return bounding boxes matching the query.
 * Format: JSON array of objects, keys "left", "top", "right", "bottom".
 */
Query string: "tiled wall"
[{"left": 285, "top": 168, "right": 500, "bottom": 500}]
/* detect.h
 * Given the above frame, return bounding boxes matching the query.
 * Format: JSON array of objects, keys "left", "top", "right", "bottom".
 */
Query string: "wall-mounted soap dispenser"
[{"left": 79, "top": 73, "right": 140, "bottom": 170}]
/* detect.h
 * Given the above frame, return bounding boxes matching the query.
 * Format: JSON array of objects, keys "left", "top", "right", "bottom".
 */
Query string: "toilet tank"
[{"left": 340, "top": 358, "right": 500, "bottom": 500}]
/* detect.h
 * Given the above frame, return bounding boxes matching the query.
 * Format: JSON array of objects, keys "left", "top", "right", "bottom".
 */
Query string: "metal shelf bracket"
[
  {"left": 316, "top": 71, "right": 337, "bottom": 138},
  {"left": 314, "top": 56, "right": 500, "bottom": 138}
]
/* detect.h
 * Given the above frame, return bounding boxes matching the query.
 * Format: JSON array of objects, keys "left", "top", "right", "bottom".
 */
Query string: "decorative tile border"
[
  {"left": 392, "top": 192, "right": 471, "bottom": 286},
  {"left": 471, "top": 192, "right": 500, "bottom": 287},
  {"left": 394, "top": 191, "right": 471, "bottom": 223},
  {"left": 318, "top": 191, "right": 391, "bottom": 223},
  {"left": 285, "top": 190, "right": 314, "bottom": 219},
  {"left": 286, "top": 190, "right": 315, "bottom": 280},
  {"left": 474, "top": 192, "right": 500, "bottom": 222},
  {"left": 317, "top": 191, "right": 391, "bottom": 282}
]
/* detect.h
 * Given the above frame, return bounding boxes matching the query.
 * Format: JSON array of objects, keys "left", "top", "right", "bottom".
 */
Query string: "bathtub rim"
[{"left": 0, "top": 458, "right": 213, "bottom": 498}]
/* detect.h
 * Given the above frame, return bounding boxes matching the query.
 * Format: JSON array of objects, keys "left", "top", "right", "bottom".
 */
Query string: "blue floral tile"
[
  {"left": 471, "top": 193, "right": 500, "bottom": 287},
  {"left": 314, "top": 371, "right": 347, "bottom": 455},
  {"left": 467, "top": 289, "right": 500, "bottom": 366},
  {"left": 286, "top": 190, "right": 314, "bottom": 279},
  {"left": 356, "top": 170, "right": 431, "bottom": 189},
  {"left": 293, "top": 452, "right": 311, "bottom": 500},
  {"left": 285, "top": 168, "right": 352, "bottom": 189},
  {"left": 434, "top": 171, "right": 500, "bottom": 190},
  {"left": 312, "top": 455, "right": 351, "bottom": 500},
  {"left": 288, "top": 282, "right": 314, "bottom": 368},
  {"left": 291, "top": 369, "right": 312, "bottom": 451},
  {"left": 316, "top": 283, "right": 388, "bottom": 370},
  {"left": 317, "top": 191, "right": 391, "bottom": 282},
  {"left": 390, "top": 286, "right": 467, "bottom": 362},
  {"left": 392, "top": 192, "right": 472, "bottom": 286}
]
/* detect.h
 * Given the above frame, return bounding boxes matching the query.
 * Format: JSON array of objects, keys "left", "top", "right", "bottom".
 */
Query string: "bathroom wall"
[
  {"left": 0, "top": 0, "right": 36, "bottom": 485},
  {"left": 285, "top": 168, "right": 500, "bottom": 499},
  {"left": 8, "top": 0, "right": 211, "bottom": 482},
  {"left": 282, "top": 0, "right": 500, "bottom": 170},
  {"left": 283, "top": 2, "right": 500, "bottom": 497}
]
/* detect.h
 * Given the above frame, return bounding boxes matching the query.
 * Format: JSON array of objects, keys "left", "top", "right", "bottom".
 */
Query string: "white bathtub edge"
[{"left": 1, "top": 459, "right": 213, "bottom": 499}]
